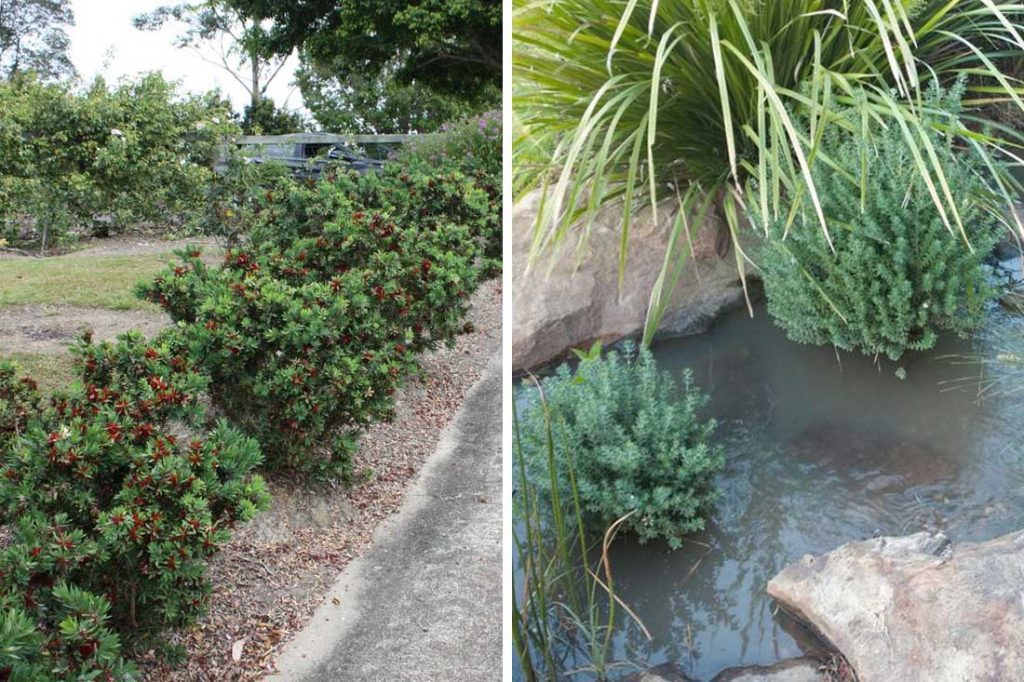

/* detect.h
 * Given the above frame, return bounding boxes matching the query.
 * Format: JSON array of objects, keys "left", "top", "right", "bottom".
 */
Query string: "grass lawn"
[
  {"left": 3, "top": 352, "right": 77, "bottom": 394},
  {"left": 0, "top": 253, "right": 169, "bottom": 311}
]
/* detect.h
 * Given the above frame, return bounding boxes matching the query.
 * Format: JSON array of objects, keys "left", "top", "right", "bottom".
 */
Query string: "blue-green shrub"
[
  {"left": 758, "top": 89, "right": 1002, "bottom": 360},
  {"left": 519, "top": 344, "right": 723, "bottom": 548}
]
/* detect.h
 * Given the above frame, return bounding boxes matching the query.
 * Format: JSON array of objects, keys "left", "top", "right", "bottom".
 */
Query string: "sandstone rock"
[
  {"left": 511, "top": 191, "right": 750, "bottom": 372},
  {"left": 712, "top": 657, "right": 823, "bottom": 682},
  {"left": 767, "top": 529, "right": 1024, "bottom": 682}
]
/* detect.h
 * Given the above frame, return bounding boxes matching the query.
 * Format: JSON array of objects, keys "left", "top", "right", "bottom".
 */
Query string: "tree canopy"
[
  {"left": 0, "top": 0, "right": 75, "bottom": 80},
  {"left": 133, "top": 2, "right": 288, "bottom": 110},
  {"left": 226, "top": 0, "right": 501, "bottom": 132}
]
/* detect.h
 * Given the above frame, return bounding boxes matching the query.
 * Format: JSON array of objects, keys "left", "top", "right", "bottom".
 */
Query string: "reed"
[{"left": 512, "top": 389, "right": 650, "bottom": 680}]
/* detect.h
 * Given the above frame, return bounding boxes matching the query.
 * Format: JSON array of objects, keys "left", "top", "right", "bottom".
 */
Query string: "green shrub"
[
  {"left": 0, "top": 363, "right": 40, "bottom": 451},
  {"left": 140, "top": 162, "right": 492, "bottom": 472},
  {"left": 513, "top": 0, "right": 1024, "bottom": 340},
  {"left": 199, "top": 153, "right": 292, "bottom": 247},
  {"left": 397, "top": 112, "right": 502, "bottom": 274},
  {"left": 0, "top": 72, "right": 239, "bottom": 248},
  {"left": 0, "top": 334, "right": 268, "bottom": 655},
  {"left": 141, "top": 252, "right": 420, "bottom": 474},
  {"left": 519, "top": 344, "right": 723, "bottom": 548},
  {"left": 758, "top": 91, "right": 1002, "bottom": 361},
  {"left": 0, "top": 584, "right": 136, "bottom": 681},
  {"left": 245, "top": 167, "right": 491, "bottom": 349},
  {"left": 513, "top": 392, "right": 650, "bottom": 680}
]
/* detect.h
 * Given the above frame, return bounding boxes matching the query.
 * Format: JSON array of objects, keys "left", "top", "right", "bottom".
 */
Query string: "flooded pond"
[{"left": 516, "top": 302, "right": 1024, "bottom": 680}]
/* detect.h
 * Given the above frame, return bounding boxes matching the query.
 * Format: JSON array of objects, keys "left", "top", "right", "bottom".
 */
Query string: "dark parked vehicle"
[{"left": 231, "top": 136, "right": 384, "bottom": 177}]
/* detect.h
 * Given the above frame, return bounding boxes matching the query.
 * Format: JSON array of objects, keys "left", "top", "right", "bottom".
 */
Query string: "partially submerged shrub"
[
  {"left": 758, "top": 90, "right": 1002, "bottom": 361},
  {"left": 513, "top": 390, "right": 645, "bottom": 679},
  {"left": 0, "top": 334, "right": 268, "bottom": 661},
  {"left": 519, "top": 344, "right": 723, "bottom": 548}
]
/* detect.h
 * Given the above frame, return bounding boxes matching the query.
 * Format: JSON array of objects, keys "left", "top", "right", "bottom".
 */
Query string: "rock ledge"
[{"left": 767, "top": 529, "right": 1024, "bottom": 682}]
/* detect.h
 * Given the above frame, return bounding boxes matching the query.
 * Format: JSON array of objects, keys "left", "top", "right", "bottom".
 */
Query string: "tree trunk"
[{"left": 250, "top": 51, "right": 261, "bottom": 110}]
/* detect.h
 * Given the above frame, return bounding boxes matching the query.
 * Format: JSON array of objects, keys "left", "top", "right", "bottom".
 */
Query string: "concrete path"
[{"left": 268, "top": 354, "right": 503, "bottom": 681}]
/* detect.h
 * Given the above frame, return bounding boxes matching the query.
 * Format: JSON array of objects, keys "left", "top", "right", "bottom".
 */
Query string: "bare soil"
[
  {"left": 0, "top": 305, "right": 169, "bottom": 354},
  {"left": 62, "top": 235, "right": 221, "bottom": 259},
  {"left": 0, "top": 235, "right": 221, "bottom": 260},
  {"left": 0, "top": 234, "right": 219, "bottom": 354}
]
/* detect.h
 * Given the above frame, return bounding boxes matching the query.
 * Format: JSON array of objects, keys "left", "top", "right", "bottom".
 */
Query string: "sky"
[{"left": 67, "top": 0, "right": 304, "bottom": 113}]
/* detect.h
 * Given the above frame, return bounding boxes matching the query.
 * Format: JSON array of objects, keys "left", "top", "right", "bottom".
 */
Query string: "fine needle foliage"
[
  {"left": 513, "top": 0, "right": 1024, "bottom": 336},
  {"left": 758, "top": 85, "right": 1003, "bottom": 360},
  {"left": 513, "top": 390, "right": 651, "bottom": 681},
  {"left": 518, "top": 343, "right": 723, "bottom": 548}
]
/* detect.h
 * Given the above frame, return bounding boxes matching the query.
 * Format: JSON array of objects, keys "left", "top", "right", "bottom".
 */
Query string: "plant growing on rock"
[
  {"left": 519, "top": 343, "right": 723, "bottom": 548},
  {"left": 758, "top": 89, "right": 1002, "bottom": 361},
  {"left": 0, "top": 333, "right": 268, "bottom": 655},
  {"left": 514, "top": 0, "right": 1024, "bottom": 337}
]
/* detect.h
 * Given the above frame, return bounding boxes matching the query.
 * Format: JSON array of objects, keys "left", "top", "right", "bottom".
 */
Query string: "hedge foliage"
[
  {"left": 519, "top": 344, "right": 724, "bottom": 548},
  {"left": 0, "top": 112, "right": 500, "bottom": 674},
  {"left": 140, "top": 115, "right": 502, "bottom": 473},
  {"left": 0, "top": 335, "right": 267, "bottom": 678},
  {"left": 141, "top": 167, "right": 490, "bottom": 472},
  {"left": 0, "top": 72, "right": 238, "bottom": 249},
  {"left": 758, "top": 90, "right": 1002, "bottom": 361},
  {"left": 395, "top": 111, "right": 502, "bottom": 274}
]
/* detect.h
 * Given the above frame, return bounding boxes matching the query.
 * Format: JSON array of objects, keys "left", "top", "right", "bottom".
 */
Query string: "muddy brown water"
[{"left": 515, "top": 302, "right": 1024, "bottom": 680}]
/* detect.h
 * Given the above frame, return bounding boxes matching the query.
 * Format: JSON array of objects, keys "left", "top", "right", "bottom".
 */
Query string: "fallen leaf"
[{"left": 232, "top": 637, "right": 248, "bottom": 662}]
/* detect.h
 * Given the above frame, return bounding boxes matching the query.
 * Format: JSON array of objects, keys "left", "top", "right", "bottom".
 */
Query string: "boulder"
[
  {"left": 767, "top": 530, "right": 1024, "bottom": 682},
  {"left": 712, "top": 657, "right": 823, "bottom": 682},
  {"left": 511, "top": 191, "right": 750, "bottom": 372}
]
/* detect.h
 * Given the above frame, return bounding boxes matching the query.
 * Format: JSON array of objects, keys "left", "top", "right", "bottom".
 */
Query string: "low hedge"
[
  {"left": 142, "top": 252, "right": 420, "bottom": 474},
  {"left": 0, "top": 334, "right": 268, "bottom": 678},
  {"left": 395, "top": 112, "right": 502, "bottom": 274},
  {"left": 140, "top": 165, "right": 492, "bottom": 473},
  {"left": 0, "top": 118, "right": 501, "bottom": 673}
]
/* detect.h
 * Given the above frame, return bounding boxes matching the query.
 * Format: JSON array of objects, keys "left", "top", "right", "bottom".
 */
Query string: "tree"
[
  {"left": 133, "top": 1, "right": 293, "bottom": 118},
  {"left": 0, "top": 0, "right": 75, "bottom": 80},
  {"left": 242, "top": 95, "right": 303, "bottom": 134},
  {"left": 296, "top": 56, "right": 485, "bottom": 133},
  {"left": 225, "top": 0, "right": 501, "bottom": 132}
]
